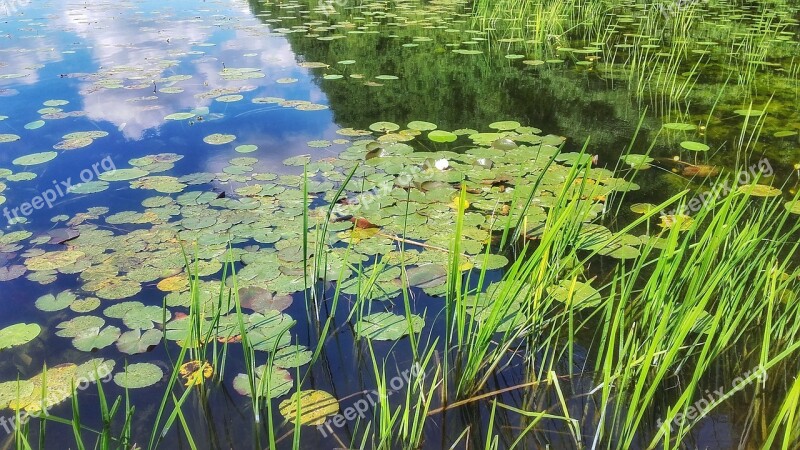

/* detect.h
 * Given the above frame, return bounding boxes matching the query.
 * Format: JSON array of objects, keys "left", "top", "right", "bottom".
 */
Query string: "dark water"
[{"left": 0, "top": 0, "right": 796, "bottom": 449}]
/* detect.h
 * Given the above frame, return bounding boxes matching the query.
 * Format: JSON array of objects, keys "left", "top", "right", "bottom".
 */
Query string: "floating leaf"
[
  {"left": 369, "top": 121, "right": 400, "bottom": 132},
  {"left": 474, "top": 254, "right": 509, "bottom": 270},
  {"left": 238, "top": 287, "right": 293, "bottom": 312},
  {"left": 69, "top": 181, "right": 109, "bottom": 194},
  {"left": 489, "top": 121, "right": 521, "bottom": 131},
  {"left": 272, "top": 346, "right": 313, "bottom": 368},
  {"left": 157, "top": 275, "right": 188, "bottom": 292},
  {"left": 35, "top": 289, "right": 76, "bottom": 311},
  {"left": 428, "top": 130, "right": 457, "bottom": 143},
  {"left": 620, "top": 154, "right": 654, "bottom": 169},
  {"left": 26, "top": 250, "right": 84, "bottom": 271},
  {"left": 0, "top": 380, "right": 34, "bottom": 409},
  {"left": 663, "top": 123, "right": 696, "bottom": 131},
  {"left": 235, "top": 144, "right": 258, "bottom": 153},
  {"left": 179, "top": 360, "right": 213, "bottom": 387},
  {"left": 13, "top": 151, "right": 58, "bottom": 166},
  {"left": 233, "top": 365, "right": 292, "bottom": 399},
  {"left": 164, "top": 112, "right": 195, "bottom": 121},
  {"left": 8, "top": 364, "right": 77, "bottom": 412},
  {"left": 404, "top": 264, "right": 447, "bottom": 288},
  {"left": 680, "top": 141, "right": 710, "bottom": 152},
  {"left": 114, "top": 363, "right": 163, "bottom": 389},
  {"left": 279, "top": 390, "right": 339, "bottom": 426},
  {"left": 354, "top": 312, "right": 424, "bottom": 340},
  {"left": 659, "top": 214, "right": 694, "bottom": 231},
  {"left": 24, "top": 120, "right": 45, "bottom": 130},
  {"left": 407, "top": 121, "right": 437, "bottom": 131},
  {"left": 0, "top": 323, "right": 40, "bottom": 349},
  {"left": 738, "top": 184, "right": 781, "bottom": 197},
  {"left": 0, "top": 134, "right": 20, "bottom": 143},
  {"left": 73, "top": 326, "right": 121, "bottom": 352},
  {"left": 99, "top": 168, "right": 148, "bottom": 182},
  {"left": 785, "top": 201, "right": 800, "bottom": 214},
  {"left": 630, "top": 203, "right": 657, "bottom": 214},
  {"left": 203, "top": 133, "right": 236, "bottom": 145},
  {"left": 547, "top": 279, "right": 602, "bottom": 308},
  {"left": 0, "top": 265, "right": 25, "bottom": 281}
]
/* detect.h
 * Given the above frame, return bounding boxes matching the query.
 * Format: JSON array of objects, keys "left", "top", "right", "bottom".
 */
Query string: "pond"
[{"left": 0, "top": 0, "right": 799, "bottom": 449}]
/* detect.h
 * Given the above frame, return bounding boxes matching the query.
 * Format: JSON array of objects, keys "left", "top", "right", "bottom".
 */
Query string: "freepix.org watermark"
[
  {"left": 317, "top": 363, "right": 423, "bottom": 437},
  {"left": 656, "top": 364, "right": 767, "bottom": 432},
  {"left": 0, "top": 362, "right": 114, "bottom": 435},
  {"left": 2, "top": 156, "right": 116, "bottom": 225},
  {"left": 662, "top": 157, "right": 773, "bottom": 217}
]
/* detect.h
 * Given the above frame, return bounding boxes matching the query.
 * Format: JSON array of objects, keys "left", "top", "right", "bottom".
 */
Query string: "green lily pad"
[
  {"left": 272, "top": 345, "right": 313, "bottom": 368},
  {"left": 663, "top": 123, "right": 696, "bottom": 131},
  {"left": 474, "top": 254, "right": 509, "bottom": 270},
  {"left": 69, "top": 181, "right": 109, "bottom": 194},
  {"left": 407, "top": 121, "right": 437, "bottom": 131},
  {"left": 547, "top": 279, "right": 602, "bottom": 308},
  {"left": 235, "top": 144, "right": 258, "bottom": 153},
  {"left": 0, "top": 380, "right": 35, "bottom": 409},
  {"left": 488, "top": 121, "right": 521, "bottom": 131},
  {"left": 203, "top": 133, "right": 236, "bottom": 145},
  {"left": 369, "top": 121, "right": 400, "bottom": 133},
  {"left": 24, "top": 120, "right": 45, "bottom": 130},
  {"left": 0, "top": 134, "right": 21, "bottom": 143},
  {"left": 738, "top": 184, "right": 781, "bottom": 197},
  {"left": 0, "top": 323, "right": 41, "bottom": 349},
  {"left": 680, "top": 141, "right": 710, "bottom": 152},
  {"left": 116, "top": 329, "right": 163, "bottom": 354},
  {"left": 354, "top": 312, "right": 424, "bottom": 340},
  {"left": 233, "top": 365, "right": 293, "bottom": 399},
  {"left": 73, "top": 326, "right": 122, "bottom": 352},
  {"left": 428, "top": 130, "right": 457, "bottom": 143},
  {"left": 404, "top": 264, "right": 447, "bottom": 288},
  {"left": 35, "top": 289, "right": 77, "bottom": 312},
  {"left": 620, "top": 154, "right": 654, "bottom": 169},
  {"left": 99, "top": 168, "right": 149, "bottom": 182},
  {"left": 13, "top": 151, "right": 58, "bottom": 166},
  {"left": 114, "top": 363, "right": 163, "bottom": 389},
  {"left": 784, "top": 201, "right": 800, "bottom": 214},
  {"left": 239, "top": 287, "right": 293, "bottom": 312}
]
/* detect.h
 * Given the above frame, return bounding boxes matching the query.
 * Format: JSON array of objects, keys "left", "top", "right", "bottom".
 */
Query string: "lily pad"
[
  {"left": 738, "top": 184, "right": 781, "bottom": 197},
  {"left": 404, "top": 264, "right": 447, "bottom": 288},
  {"left": 0, "top": 265, "right": 26, "bottom": 281},
  {"left": 73, "top": 326, "right": 122, "bottom": 352},
  {"left": 116, "top": 329, "right": 163, "bottom": 354},
  {"left": 488, "top": 121, "right": 521, "bottom": 131},
  {"left": 369, "top": 121, "right": 400, "bottom": 133},
  {"left": 0, "top": 134, "right": 21, "bottom": 143},
  {"left": 547, "top": 279, "right": 602, "bottom": 308},
  {"left": 279, "top": 390, "right": 339, "bottom": 426},
  {"left": 35, "top": 289, "right": 77, "bottom": 311},
  {"left": 0, "top": 323, "right": 41, "bottom": 349},
  {"left": 203, "top": 134, "right": 236, "bottom": 145},
  {"left": 407, "top": 121, "right": 437, "bottom": 131},
  {"left": 114, "top": 363, "right": 163, "bottom": 389},
  {"left": 680, "top": 141, "right": 710, "bottom": 152},
  {"left": 233, "top": 365, "right": 292, "bottom": 399},
  {"left": 428, "top": 130, "right": 457, "bottom": 143},
  {"left": 354, "top": 312, "right": 424, "bottom": 340},
  {"left": 238, "top": 287, "right": 293, "bottom": 312},
  {"left": 99, "top": 168, "right": 149, "bottom": 182},
  {"left": 8, "top": 364, "right": 77, "bottom": 412}
]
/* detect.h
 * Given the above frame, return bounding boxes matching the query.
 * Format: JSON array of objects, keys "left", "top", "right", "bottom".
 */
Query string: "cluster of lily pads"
[{"left": 0, "top": 114, "right": 651, "bottom": 412}]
